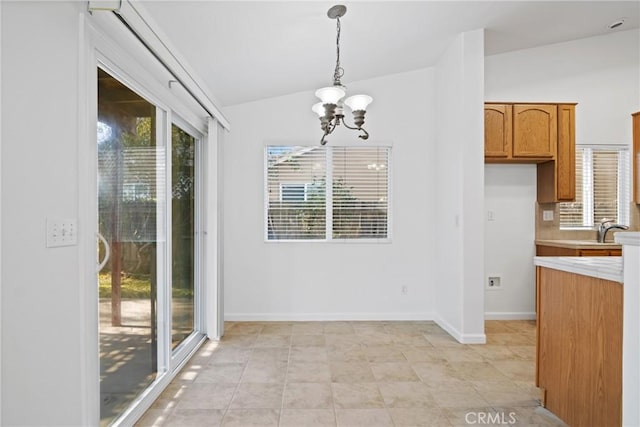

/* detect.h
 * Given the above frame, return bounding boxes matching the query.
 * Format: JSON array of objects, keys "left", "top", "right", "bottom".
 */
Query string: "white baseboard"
[
  {"left": 435, "top": 316, "right": 486, "bottom": 344},
  {"left": 224, "top": 312, "right": 436, "bottom": 322},
  {"left": 484, "top": 312, "right": 536, "bottom": 320}
]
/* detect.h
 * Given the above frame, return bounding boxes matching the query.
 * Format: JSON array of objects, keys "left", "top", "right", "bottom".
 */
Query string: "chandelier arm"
[
  {"left": 358, "top": 127, "right": 369, "bottom": 140},
  {"left": 340, "top": 119, "right": 360, "bottom": 131}
]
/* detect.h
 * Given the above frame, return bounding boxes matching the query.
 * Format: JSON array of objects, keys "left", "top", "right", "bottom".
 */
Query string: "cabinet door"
[
  {"left": 513, "top": 104, "right": 557, "bottom": 158},
  {"left": 484, "top": 104, "right": 512, "bottom": 158},
  {"left": 556, "top": 105, "right": 575, "bottom": 201}
]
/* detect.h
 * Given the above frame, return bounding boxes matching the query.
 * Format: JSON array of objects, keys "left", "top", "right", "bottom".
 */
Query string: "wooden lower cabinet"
[
  {"left": 536, "top": 267, "right": 622, "bottom": 427},
  {"left": 536, "top": 245, "right": 621, "bottom": 256}
]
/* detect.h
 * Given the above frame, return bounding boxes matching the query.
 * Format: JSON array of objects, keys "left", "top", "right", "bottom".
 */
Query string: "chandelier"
[{"left": 312, "top": 5, "right": 373, "bottom": 145}]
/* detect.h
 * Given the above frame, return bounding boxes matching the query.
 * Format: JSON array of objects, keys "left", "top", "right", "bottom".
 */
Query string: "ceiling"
[{"left": 139, "top": 1, "right": 639, "bottom": 107}]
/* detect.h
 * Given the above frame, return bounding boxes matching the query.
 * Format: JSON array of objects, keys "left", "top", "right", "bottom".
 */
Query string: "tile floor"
[{"left": 136, "top": 320, "right": 567, "bottom": 426}]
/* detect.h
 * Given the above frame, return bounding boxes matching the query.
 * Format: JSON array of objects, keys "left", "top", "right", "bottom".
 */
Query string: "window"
[
  {"left": 265, "top": 146, "right": 391, "bottom": 241},
  {"left": 559, "top": 145, "right": 630, "bottom": 229}
]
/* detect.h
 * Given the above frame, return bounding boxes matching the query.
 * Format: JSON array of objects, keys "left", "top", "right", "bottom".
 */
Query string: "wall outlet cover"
[{"left": 543, "top": 210, "right": 554, "bottom": 221}]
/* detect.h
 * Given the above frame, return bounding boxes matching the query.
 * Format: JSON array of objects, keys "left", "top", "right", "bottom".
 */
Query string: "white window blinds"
[
  {"left": 265, "top": 146, "right": 391, "bottom": 241},
  {"left": 559, "top": 146, "right": 630, "bottom": 229}
]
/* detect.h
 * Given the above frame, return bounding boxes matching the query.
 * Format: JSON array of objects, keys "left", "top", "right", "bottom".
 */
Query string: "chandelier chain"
[{"left": 333, "top": 17, "right": 344, "bottom": 86}]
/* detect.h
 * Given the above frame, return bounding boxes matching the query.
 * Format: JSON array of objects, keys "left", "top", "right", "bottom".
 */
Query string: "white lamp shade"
[
  {"left": 344, "top": 94, "right": 373, "bottom": 111},
  {"left": 315, "top": 86, "right": 346, "bottom": 105},
  {"left": 311, "top": 102, "right": 325, "bottom": 117}
]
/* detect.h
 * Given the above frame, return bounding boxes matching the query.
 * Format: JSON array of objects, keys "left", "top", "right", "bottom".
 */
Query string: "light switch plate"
[
  {"left": 543, "top": 210, "right": 554, "bottom": 221},
  {"left": 46, "top": 218, "right": 78, "bottom": 248}
]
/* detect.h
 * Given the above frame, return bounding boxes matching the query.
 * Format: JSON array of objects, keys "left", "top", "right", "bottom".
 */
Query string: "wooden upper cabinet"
[
  {"left": 555, "top": 105, "right": 575, "bottom": 201},
  {"left": 512, "top": 104, "right": 557, "bottom": 158},
  {"left": 633, "top": 112, "right": 640, "bottom": 204},
  {"left": 484, "top": 104, "right": 512, "bottom": 158}
]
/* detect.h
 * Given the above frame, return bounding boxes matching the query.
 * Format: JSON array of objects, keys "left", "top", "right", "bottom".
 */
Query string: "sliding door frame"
[{"left": 78, "top": 13, "right": 209, "bottom": 427}]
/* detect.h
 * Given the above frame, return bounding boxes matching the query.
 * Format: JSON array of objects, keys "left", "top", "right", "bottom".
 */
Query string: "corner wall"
[
  {"left": 222, "top": 68, "right": 437, "bottom": 320},
  {"left": 434, "top": 29, "right": 486, "bottom": 343}
]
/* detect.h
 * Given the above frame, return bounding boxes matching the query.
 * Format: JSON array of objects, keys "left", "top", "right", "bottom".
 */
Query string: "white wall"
[
  {"left": 484, "top": 164, "right": 536, "bottom": 318},
  {"left": 2, "top": 2, "right": 85, "bottom": 425},
  {"left": 222, "top": 68, "right": 436, "bottom": 320},
  {"left": 484, "top": 29, "right": 640, "bottom": 318},
  {"left": 434, "top": 29, "right": 486, "bottom": 343}
]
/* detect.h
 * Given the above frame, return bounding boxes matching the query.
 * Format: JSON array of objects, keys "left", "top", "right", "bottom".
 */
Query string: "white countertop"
[
  {"left": 615, "top": 232, "right": 640, "bottom": 246},
  {"left": 534, "top": 256, "right": 623, "bottom": 283}
]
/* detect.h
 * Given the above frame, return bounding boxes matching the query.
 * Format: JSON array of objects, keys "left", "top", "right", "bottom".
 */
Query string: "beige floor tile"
[
  {"left": 329, "top": 362, "right": 376, "bottom": 382},
  {"left": 388, "top": 407, "right": 451, "bottom": 426},
  {"left": 363, "top": 345, "right": 407, "bottom": 362},
  {"left": 135, "top": 408, "right": 173, "bottom": 426},
  {"left": 441, "top": 406, "right": 505, "bottom": 426},
  {"left": 424, "top": 333, "right": 466, "bottom": 348},
  {"left": 378, "top": 381, "right": 437, "bottom": 408},
  {"left": 357, "top": 333, "right": 394, "bottom": 346},
  {"left": 508, "top": 345, "right": 536, "bottom": 360},
  {"left": 324, "top": 322, "right": 356, "bottom": 335},
  {"left": 173, "top": 383, "right": 237, "bottom": 410},
  {"left": 290, "top": 346, "right": 328, "bottom": 362},
  {"left": 430, "top": 383, "right": 490, "bottom": 408},
  {"left": 225, "top": 324, "right": 264, "bottom": 335},
  {"left": 279, "top": 409, "right": 337, "bottom": 427},
  {"left": 221, "top": 409, "right": 280, "bottom": 427},
  {"left": 326, "top": 346, "right": 367, "bottom": 362},
  {"left": 471, "top": 380, "right": 539, "bottom": 407},
  {"left": 163, "top": 408, "right": 225, "bottom": 427},
  {"left": 283, "top": 383, "right": 333, "bottom": 409},
  {"left": 253, "top": 334, "right": 291, "bottom": 348},
  {"left": 249, "top": 348, "right": 290, "bottom": 363},
  {"left": 401, "top": 347, "right": 446, "bottom": 363},
  {"left": 485, "top": 320, "right": 518, "bottom": 334},
  {"left": 440, "top": 348, "right": 486, "bottom": 363},
  {"left": 260, "top": 323, "right": 293, "bottom": 335},
  {"left": 332, "top": 382, "right": 385, "bottom": 408},
  {"left": 469, "top": 345, "right": 520, "bottom": 362},
  {"left": 287, "top": 362, "right": 332, "bottom": 382},
  {"left": 291, "top": 335, "right": 326, "bottom": 347},
  {"left": 292, "top": 323, "right": 325, "bottom": 335},
  {"left": 196, "top": 363, "right": 245, "bottom": 384},
  {"left": 140, "top": 321, "right": 547, "bottom": 427},
  {"left": 335, "top": 409, "right": 394, "bottom": 427},
  {"left": 217, "top": 334, "right": 257, "bottom": 348},
  {"left": 209, "top": 348, "right": 251, "bottom": 364},
  {"left": 240, "top": 361, "right": 287, "bottom": 383},
  {"left": 391, "top": 333, "right": 433, "bottom": 346},
  {"left": 229, "top": 383, "right": 284, "bottom": 409},
  {"left": 411, "top": 361, "right": 461, "bottom": 382},
  {"left": 493, "top": 406, "right": 568, "bottom": 426},
  {"left": 486, "top": 333, "right": 535, "bottom": 346},
  {"left": 370, "top": 362, "right": 420, "bottom": 382},
  {"left": 490, "top": 360, "right": 536, "bottom": 382},
  {"left": 324, "top": 334, "right": 359, "bottom": 347},
  {"left": 449, "top": 362, "right": 511, "bottom": 381}
]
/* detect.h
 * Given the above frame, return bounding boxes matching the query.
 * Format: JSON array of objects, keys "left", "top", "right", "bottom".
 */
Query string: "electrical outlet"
[
  {"left": 487, "top": 276, "right": 502, "bottom": 290},
  {"left": 487, "top": 210, "right": 496, "bottom": 221},
  {"left": 401, "top": 285, "right": 408, "bottom": 295},
  {"left": 543, "top": 210, "right": 554, "bottom": 221}
]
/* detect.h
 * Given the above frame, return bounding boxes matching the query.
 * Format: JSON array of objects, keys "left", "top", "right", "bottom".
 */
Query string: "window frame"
[
  {"left": 264, "top": 144, "right": 393, "bottom": 243},
  {"left": 559, "top": 144, "right": 630, "bottom": 230}
]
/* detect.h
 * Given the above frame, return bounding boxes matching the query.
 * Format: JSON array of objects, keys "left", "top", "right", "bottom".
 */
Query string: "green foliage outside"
[{"left": 98, "top": 273, "right": 193, "bottom": 298}]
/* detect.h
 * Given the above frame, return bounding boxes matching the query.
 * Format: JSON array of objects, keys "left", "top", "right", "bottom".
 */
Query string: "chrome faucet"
[{"left": 597, "top": 219, "right": 629, "bottom": 243}]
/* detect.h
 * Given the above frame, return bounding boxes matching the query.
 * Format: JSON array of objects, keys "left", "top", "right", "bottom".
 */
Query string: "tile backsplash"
[{"left": 536, "top": 202, "right": 640, "bottom": 241}]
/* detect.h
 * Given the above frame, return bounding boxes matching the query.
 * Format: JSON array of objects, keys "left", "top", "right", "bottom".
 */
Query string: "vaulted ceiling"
[{"left": 140, "top": 1, "right": 640, "bottom": 107}]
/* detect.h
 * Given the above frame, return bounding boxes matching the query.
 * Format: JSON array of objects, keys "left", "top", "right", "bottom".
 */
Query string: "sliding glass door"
[{"left": 96, "top": 66, "right": 204, "bottom": 426}]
